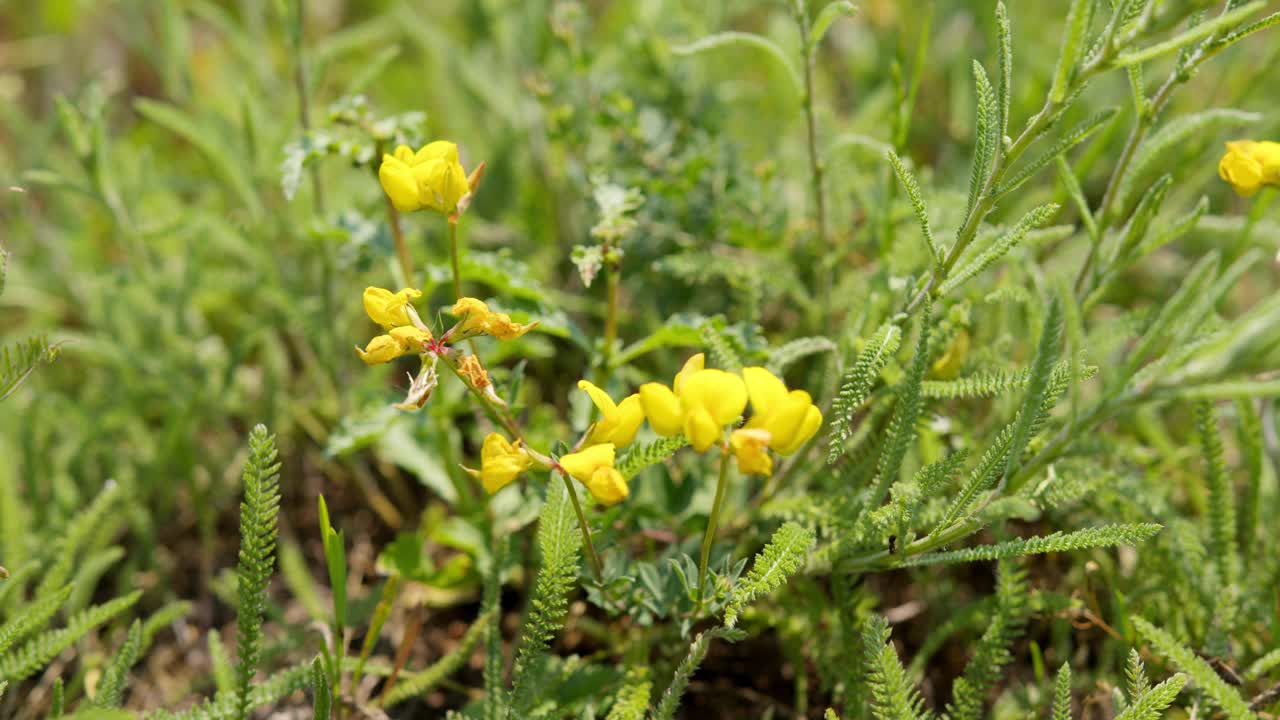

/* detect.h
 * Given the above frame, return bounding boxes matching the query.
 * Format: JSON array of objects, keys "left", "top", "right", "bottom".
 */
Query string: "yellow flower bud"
[
  {"left": 578, "top": 380, "right": 644, "bottom": 448},
  {"left": 559, "top": 443, "right": 629, "bottom": 505},
  {"left": 468, "top": 433, "right": 533, "bottom": 495},
  {"left": 1219, "top": 140, "right": 1280, "bottom": 197},
  {"left": 377, "top": 140, "right": 476, "bottom": 217},
  {"left": 363, "top": 286, "right": 424, "bottom": 329},
  {"left": 730, "top": 428, "right": 774, "bottom": 477}
]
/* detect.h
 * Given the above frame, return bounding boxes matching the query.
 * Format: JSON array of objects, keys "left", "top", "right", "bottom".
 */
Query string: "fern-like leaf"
[
  {"left": 508, "top": 478, "right": 582, "bottom": 713},
  {"left": 724, "top": 522, "right": 815, "bottom": 628},
  {"left": 829, "top": 323, "right": 902, "bottom": 463},
  {"left": 767, "top": 336, "right": 837, "bottom": 375},
  {"left": 618, "top": 436, "right": 689, "bottom": 480},
  {"left": 0, "top": 591, "right": 142, "bottom": 682},
  {"left": 1052, "top": 662, "right": 1072, "bottom": 720},
  {"left": 946, "top": 561, "right": 1029, "bottom": 720},
  {"left": 701, "top": 323, "right": 743, "bottom": 373},
  {"left": 1132, "top": 617, "right": 1253, "bottom": 720},
  {"left": 37, "top": 482, "right": 124, "bottom": 598},
  {"left": 651, "top": 627, "right": 745, "bottom": 720},
  {"left": 941, "top": 203, "right": 1060, "bottom": 295},
  {"left": 146, "top": 658, "right": 314, "bottom": 720},
  {"left": 902, "top": 523, "right": 1162, "bottom": 567},
  {"left": 0, "top": 585, "right": 71, "bottom": 657},
  {"left": 1126, "top": 649, "right": 1151, "bottom": 704},
  {"left": 1114, "top": 673, "right": 1187, "bottom": 720},
  {"left": 94, "top": 619, "right": 142, "bottom": 708},
  {"left": 888, "top": 151, "right": 942, "bottom": 264},
  {"left": 1196, "top": 402, "right": 1239, "bottom": 588},
  {"left": 233, "top": 424, "right": 282, "bottom": 720},
  {"left": 0, "top": 335, "right": 61, "bottom": 402},
  {"left": 866, "top": 303, "right": 933, "bottom": 513},
  {"left": 311, "top": 656, "right": 331, "bottom": 720},
  {"left": 862, "top": 615, "right": 930, "bottom": 720},
  {"left": 606, "top": 667, "right": 652, "bottom": 720}
]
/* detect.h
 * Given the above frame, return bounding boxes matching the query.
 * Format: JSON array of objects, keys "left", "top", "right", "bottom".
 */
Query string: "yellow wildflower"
[
  {"left": 378, "top": 141, "right": 472, "bottom": 216},
  {"left": 356, "top": 326, "right": 433, "bottom": 365},
  {"left": 730, "top": 428, "right": 774, "bottom": 477},
  {"left": 1219, "top": 140, "right": 1280, "bottom": 197},
  {"left": 465, "top": 433, "right": 533, "bottom": 495},
  {"left": 449, "top": 297, "right": 538, "bottom": 341},
  {"left": 639, "top": 354, "right": 748, "bottom": 452},
  {"left": 578, "top": 380, "right": 644, "bottom": 448},
  {"left": 931, "top": 330, "right": 969, "bottom": 380},
  {"left": 741, "top": 367, "right": 822, "bottom": 456},
  {"left": 363, "top": 286, "right": 424, "bottom": 330},
  {"left": 559, "top": 443, "right": 629, "bottom": 505}
]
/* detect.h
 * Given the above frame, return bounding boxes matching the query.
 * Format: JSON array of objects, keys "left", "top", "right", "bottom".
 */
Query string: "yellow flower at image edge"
[
  {"left": 578, "top": 380, "right": 644, "bottom": 448},
  {"left": 356, "top": 326, "right": 433, "bottom": 365},
  {"left": 379, "top": 141, "right": 471, "bottom": 215},
  {"left": 560, "top": 443, "right": 629, "bottom": 505},
  {"left": 466, "top": 433, "right": 533, "bottom": 495},
  {"left": 1219, "top": 140, "right": 1280, "bottom": 197}
]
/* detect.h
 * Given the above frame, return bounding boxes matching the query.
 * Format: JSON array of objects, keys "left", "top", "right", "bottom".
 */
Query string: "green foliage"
[
  {"left": 617, "top": 436, "right": 690, "bottom": 480},
  {"left": 1196, "top": 402, "right": 1239, "bottom": 588},
  {"left": 887, "top": 152, "right": 941, "bottom": 264},
  {"left": 310, "top": 657, "right": 331, "bottom": 720},
  {"left": 0, "top": 591, "right": 142, "bottom": 682},
  {"left": 652, "top": 627, "right": 746, "bottom": 720},
  {"left": 901, "top": 523, "right": 1161, "bottom": 567},
  {"left": 95, "top": 620, "right": 143, "bottom": 708},
  {"left": 862, "top": 616, "right": 930, "bottom": 720},
  {"left": 940, "top": 203, "right": 1060, "bottom": 294},
  {"left": 724, "top": 522, "right": 815, "bottom": 628},
  {"left": 829, "top": 323, "right": 902, "bottom": 463},
  {"left": 383, "top": 608, "right": 494, "bottom": 707},
  {"left": 233, "top": 425, "right": 282, "bottom": 720},
  {"left": 605, "top": 667, "right": 651, "bottom": 720},
  {"left": 945, "top": 562, "right": 1029, "bottom": 720},
  {"left": 1114, "top": 673, "right": 1187, "bottom": 720},
  {"left": 1051, "top": 663, "right": 1072, "bottom": 720},
  {"left": 508, "top": 479, "right": 582, "bottom": 714},
  {"left": 1132, "top": 617, "right": 1252, "bottom": 720}
]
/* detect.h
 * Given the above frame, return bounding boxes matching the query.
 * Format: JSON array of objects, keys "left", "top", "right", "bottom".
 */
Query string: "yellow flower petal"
[
  {"left": 1220, "top": 141, "right": 1265, "bottom": 197},
  {"left": 673, "top": 353, "right": 705, "bottom": 394},
  {"left": 356, "top": 334, "right": 409, "bottom": 365},
  {"left": 678, "top": 369, "right": 748, "bottom": 427},
  {"left": 560, "top": 443, "right": 616, "bottom": 483},
  {"left": 610, "top": 394, "right": 646, "bottom": 448},
  {"left": 742, "top": 366, "right": 788, "bottom": 419},
  {"left": 450, "top": 297, "right": 492, "bottom": 336},
  {"left": 476, "top": 433, "right": 531, "bottom": 495},
  {"left": 414, "top": 140, "right": 459, "bottom": 165},
  {"left": 639, "top": 382, "right": 683, "bottom": 436},
  {"left": 388, "top": 325, "right": 432, "bottom": 353},
  {"left": 484, "top": 311, "right": 537, "bottom": 340},
  {"left": 392, "top": 144, "right": 416, "bottom": 164},
  {"left": 731, "top": 428, "right": 774, "bottom": 477},
  {"left": 379, "top": 155, "right": 423, "bottom": 212},
  {"left": 775, "top": 401, "right": 822, "bottom": 456},
  {"left": 363, "top": 286, "right": 424, "bottom": 329},
  {"left": 683, "top": 404, "right": 723, "bottom": 453},
  {"left": 584, "top": 467, "right": 629, "bottom": 505}
]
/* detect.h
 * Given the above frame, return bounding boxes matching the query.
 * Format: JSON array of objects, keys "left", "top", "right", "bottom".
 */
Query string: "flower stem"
[
  {"left": 449, "top": 218, "right": 463, "bottom": 300},
  {"left": 594, "top": 259, "right": 620, "bottom": 388},
  {"left": 385, "top": 196, "right": 414, "bottom": 286},
  {"left": 795, "top": 5, "right": 831, "bottom": 320},
  {"left": 560, "top": 472, "right": 603, "bottom": 579},
  {"left": 696, "top": 447, "right": 733, "bottom": 614}
]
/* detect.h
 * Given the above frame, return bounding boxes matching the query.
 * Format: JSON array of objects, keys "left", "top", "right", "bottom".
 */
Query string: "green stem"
[
  {"left": 594, "top": 260, "right": 620, "bottom": 388},
  {"left": 386, "top": 197, "right": 414, "bottom": 287},
  {"left": 560, "top": 472, "right": 604, "bottom": 579},
  {"left": 696, "top": 448, "right": 733, "bottom": 614},
  {"left": 449, "top": 218, "right": 463, "bottom": 300},
  {"left": 796, "top": 5, "right": 831, "bottom": 320}
]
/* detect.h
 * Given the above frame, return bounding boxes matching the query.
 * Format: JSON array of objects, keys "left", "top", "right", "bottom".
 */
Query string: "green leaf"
[
  {"left": 724, "top": 522, "right": 815, "bottom": 628},
  {"left": 941, "top": 203, "right": 1059, "bottom": 294},
  {"left": 233, "top": 425, "right": 282, "bottom": 720},
  {"left": 965, "top": 61, "right": 998, "bottom": 219},
  {"left": 996, "top": 108, "right": 1118, "bottom": 198},
  {"left": 1114, "top": 673, "right": 1186, "bottom": 720},
  {"left": 995, "top": 2, "right": 1013, "bottom": 140},
  {"left": 888, "top": 151, "right": 943, "bottom": 264},
  {"left": 134, "top": 98, "right": 262, "bottom": 218},
  {"left": 767, "top": 336, "right": 838, "bottom": 375},
  {"left": 829, "top": 323, "right": 902, "bottom": 463},
  {"left": 1132, "top": 617, "right": 1253, "bottom": 720},
  {"left": 672, "top": 32, "right": 803, "bottom": 99},
  {"left": 617, "top": 436, "right": 689, "bottom": 480},
  {"left": 317, "top": 495, "right": 348, "bottom": 630},
  {"left": 1051, "top": 0, "right": 1093, "bottom": 102},
  {"left": 1112, "top": 2, "right": 1265, "bottom": 67},
  {"left": 903, "top": 523, "right": 1162, "bottom": 567},
  {"left": 311, "top": 656, "right": 331, "bottom": 720},
  {"left": 613, "top": 314, "right": 708, "bottom": 367},
  {"left": 1052, "top": 663, "right": 1072, "bottom": 720},
  {"left": 810, "top": 1, "right": 858, "bottom": 56},
  {"left": 94, "top": 620, "right": 143, "bottom": 708}
]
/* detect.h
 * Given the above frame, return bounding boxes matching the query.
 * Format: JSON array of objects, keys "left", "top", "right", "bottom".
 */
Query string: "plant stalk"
[
  {"left": 696, "top": 447, "right": 733, "bottom": 613},
  {"left": 449, "top": 218, "right": 463, "bottom": 300},
  {"left": 594, "top": 259, "right": 620, "bottom": 389},
  {"left": 561, "top": 472, "right": 604, "bottom": 579},
  {"left": 385, "top": 196, "right": 414, "bottom": 287}
]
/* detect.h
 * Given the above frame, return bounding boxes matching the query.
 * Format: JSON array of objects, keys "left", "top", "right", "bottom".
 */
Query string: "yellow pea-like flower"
[
  {"left": 363, "top": 286, "right": 424, "bottom": 330},
  {"left": 742, "top": 367, "right": 822, "bottom": 456},
  {"left": 466, "top": 433, "right": 533, "bottom": 495},
  {"left": 355, "top": 326, "right": 433, "bottom": 365},
  {"left": 378, "top": 141, "right": 473, "bottom": 216},
  {"left": 1219, "top": 140, "right": 1280, "bottom": 197},
  {"left": 730, "top": 428, "right": 774, "bottom": 477},
  {"left": 638, "top": 354, "right": 748, "bottom": 452},
  {"left": 559, "top": 443, "right": 629, "bottom": 505},
  {"left": 578, "top": 380, "right": 644, "bottom": 448},
  {"left": 449, "top": 297, "right": 538, "bottom": 341}
]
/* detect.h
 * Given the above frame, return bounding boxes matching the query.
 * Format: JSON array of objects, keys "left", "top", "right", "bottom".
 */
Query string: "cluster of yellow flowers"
[
  {"left": 378, "top": 141, "right": 482, "bottom": 217},
  {"left": 355, "top": 286, "right": 536, "bottom": 410},
  {"left": 474, "top": 353, "right": 822, "bottom": 507},
  {"left": 1219, "top": 140, "right": 1280, "bottom": 197}
]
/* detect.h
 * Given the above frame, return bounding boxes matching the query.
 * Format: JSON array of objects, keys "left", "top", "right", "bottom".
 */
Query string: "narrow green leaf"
[
  {"left": 1112, "top": 2, "right": 1265, "bottom": 67},
  {"left": 810, "top": 1, "right": 858, "bottom": 55},
  {"left": 1051, "top": 0, "right": 1093, "bottom": 102},
  {"left": 672, "top": 32, "right": 803, "bottom": 98},
  {"left": 887, "top": 151, "right": 943, "bottom": 264}
]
